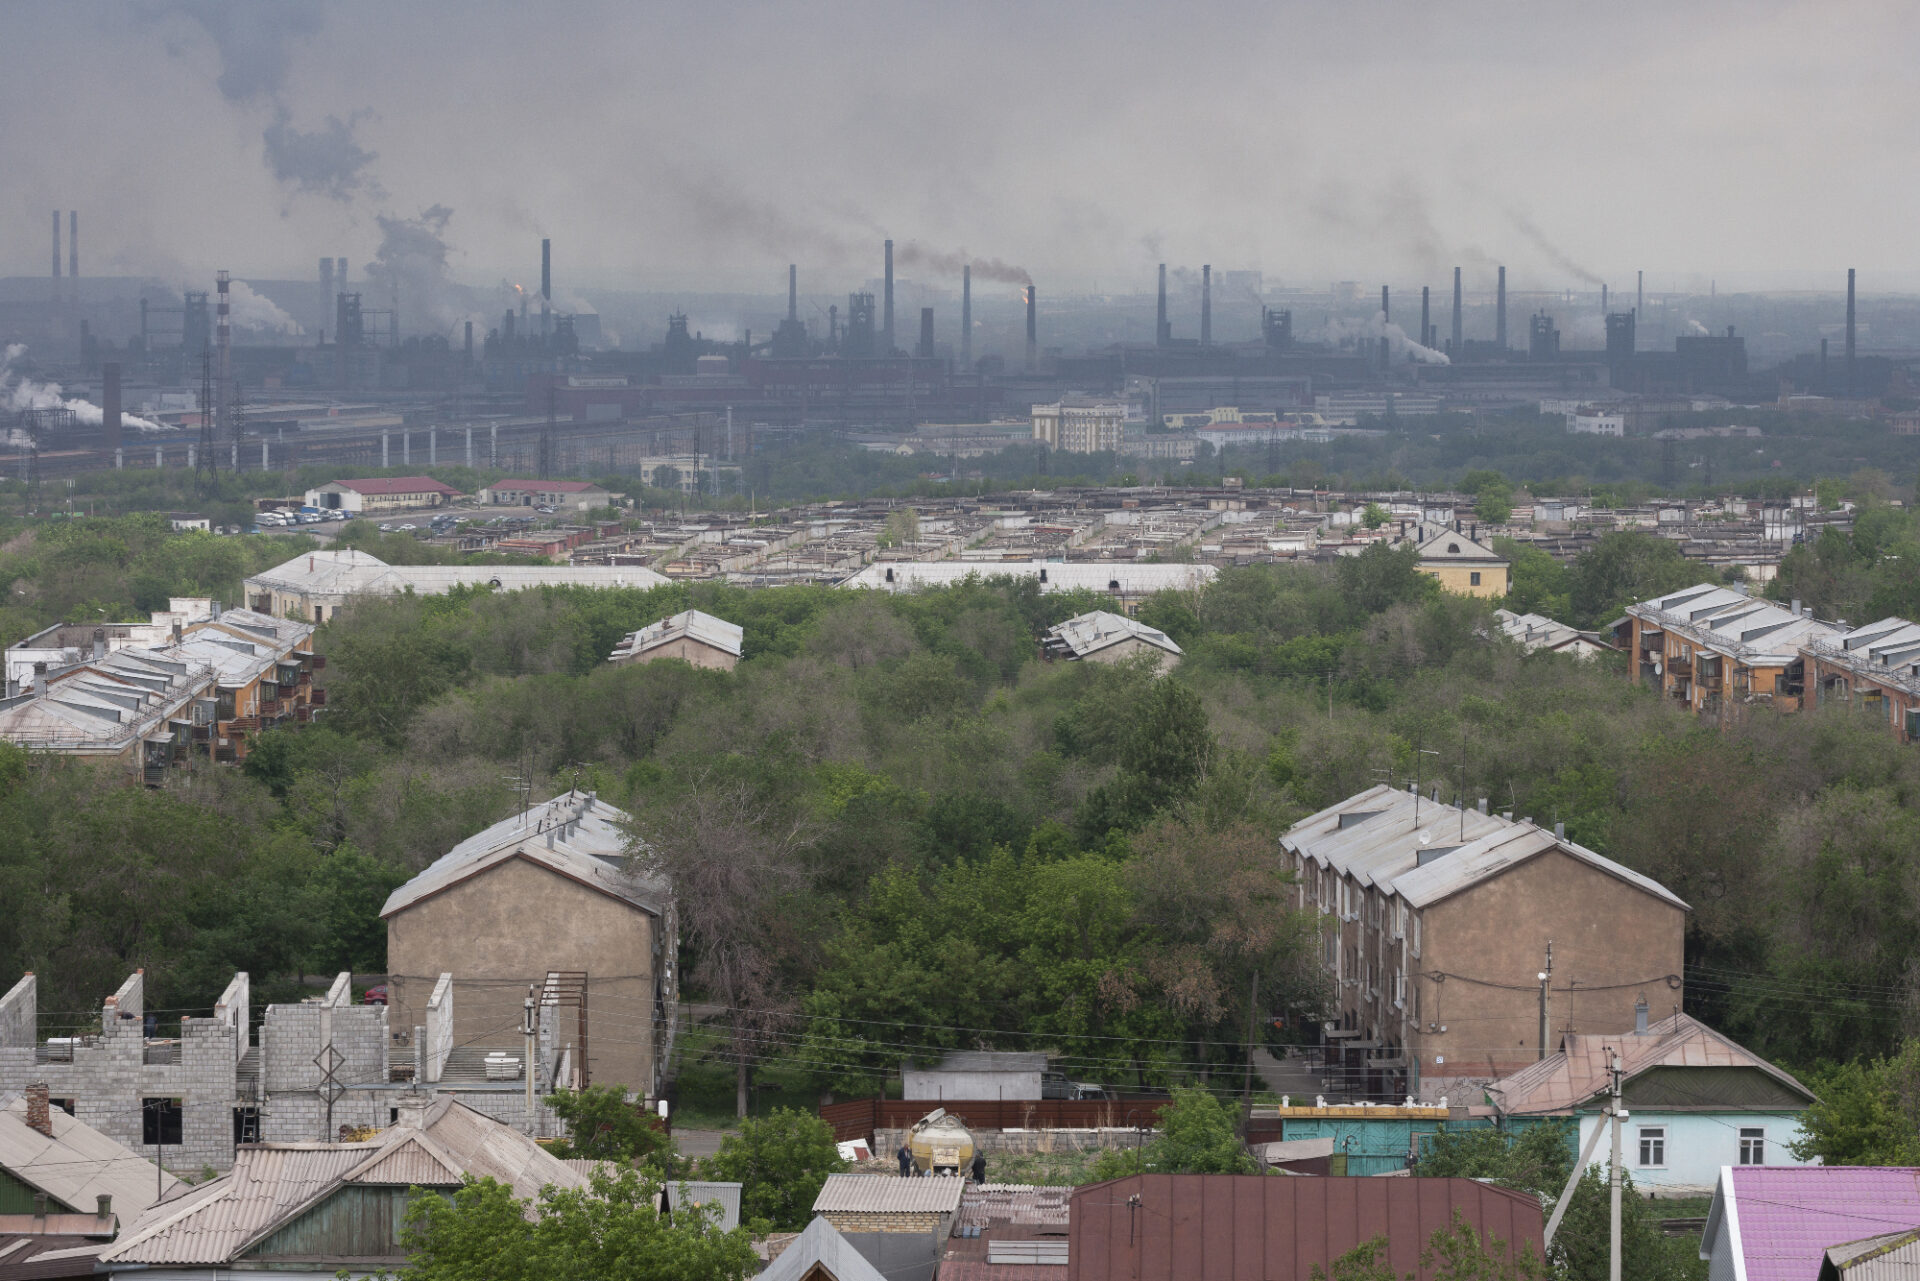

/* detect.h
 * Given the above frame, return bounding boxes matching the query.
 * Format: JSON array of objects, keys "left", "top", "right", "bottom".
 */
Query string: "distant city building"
[
  {"left": 242, "top": 549, "right": 668, "bottom": 622},
  {"left": 1041, "top": 610, "right": 1182, "bottom": 671},
  {"left": 1404, "top": 525, "right": 1509, "bottom": 597},
  {"left": 608, "top": 610, "right": 743, "bottom": 671},
  {"left": 1568, "top": 410, "right": 1625, "bottom": 436},
  {"left": 303, "top": 477, "right": 462, "bottom": 514},
  {"left": 1031, "top": 402, "right": 1128, "bottom": 453},
  {"left": 476, "top": 479, "right": 618, "bottom": 511}
]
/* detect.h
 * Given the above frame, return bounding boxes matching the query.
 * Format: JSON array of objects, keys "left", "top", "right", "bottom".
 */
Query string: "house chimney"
[
  {"left": 25, "top": 1083, "right": 52, "bottom": 1137},
  {"left": 92, "top": 629, "right": 106, "bottom": 661},
  {"left": 1792, "top": 598, "right": 1802, "bottom": 617},
  {"left": 32, "top": 662, "right": 48, "bottom": 698},
  {"left": 1634, "top": 995, "right": 1649, "bottom": 1034},
  {"left": 1553, "top": 821, "right": 1565, "bottom": 841},
  {"left": 32, "top": 1192, "right": 46, "bottom": 1221},
  {"left": 97, "top": 1195, "right": 112, "bottom": 1221}
]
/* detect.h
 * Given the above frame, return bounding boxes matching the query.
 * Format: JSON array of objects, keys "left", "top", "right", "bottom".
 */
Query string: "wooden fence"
[{"left": 819, "top": 1097, "right": 1170, "bottom": 1144}]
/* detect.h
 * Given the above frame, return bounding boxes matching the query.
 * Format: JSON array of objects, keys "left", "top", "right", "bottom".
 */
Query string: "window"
[
  {"left": 1739, "top": 1127, "right": 1766, "bottom": 1164},
  {"left": 50, "top": 1098, "right": 74, "bottom": 1115},
  {"left": 1637, "top": 1126, "right": 1666, "bottom": 1167},
  {"left": 1470, "top": 571, "right": 1482, "bottom": 587},
  {"left": 233, "top": 1106, "right": 261, "bottom": 1145},
  {"left": 1448, "top": 542, "right": 1461, "bottom": 554},
  {"left": 143, "top": 1098, "right": 182, "bottom": 1146}
]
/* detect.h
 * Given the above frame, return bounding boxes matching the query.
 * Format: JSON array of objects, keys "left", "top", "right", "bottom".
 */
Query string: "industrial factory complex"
[{"left": 1, "top": 212, "right": 1911, "bottom": 491}]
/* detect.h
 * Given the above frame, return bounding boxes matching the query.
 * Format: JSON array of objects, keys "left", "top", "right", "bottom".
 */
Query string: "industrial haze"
[{"left": 3, "top": 0, "right": 1918, "bottom": 297}]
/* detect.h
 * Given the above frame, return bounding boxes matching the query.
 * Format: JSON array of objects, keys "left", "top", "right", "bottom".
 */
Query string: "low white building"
[
  {"left": 840, "top": 560, "right": 1215, "bottom": 613},
  {"left": 303, "top": 476, "right": 462, "bottom": 514},
  {"left": 902, "top": 1051, "right": 1046, "bottom": 1102},
  {"left": 1568, "top": 410, "right": 1625, "bottom": 437},
  {"left": 476, "top": 479, "right": 618, "bottom": 511},
  {"left": 242, "top": 549, "right": 669, "bottom": 623},
  {"left": 1042, "top": 610, "right": 1182, "bottom": 670},
  {"left": 1494, "top": 609, "right": 1614, "bottom": 659}
]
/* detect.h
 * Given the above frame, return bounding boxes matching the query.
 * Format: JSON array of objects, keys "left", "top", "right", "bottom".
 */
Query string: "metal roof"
[
  {"left": 1487, "top": 1012, "right": 1815, "bottom": 1116},
  {"left": 1409, "top": 527, "right": 1506, "bottom": 565},
  {"left": 666, "top": 1181, "right": 742, "bottom": 1232},
  {"left": 1280, "top": 786, "right": 1688, "bottom": 913},
  {"left": 1706, "top": 1167, "right": 1920, "bottom": 1281},
  {"left": 840, "top": 561, "right": 1217, "bottom": 595},
  {"left": 813, "top": 1173, "right": 967, "bottom": 1216},
  {"left": 381, "top": 792, "right": 667, "bottom": 919},
  {"left": 1066, "top": 1174, "right": 1544, "bottom": 1281},
  {"left": 1042, "top": 612, "right": 1181, "bottom": 660},
  {"left": 327, "top": 476, "right": 462, "bottom": 496},
  {"left": 761, "top": 1216, "right": 890, "bottom": 1281},
  {"left": 0, "top": 1094, "right": 181, "bottom": 1218},
  {"left": 609, "top": 610, "right": 745, "bottom": 662},
  {"left": 1823, "top": 1229, "right": 1920, "bottom": 1279},
  {"left": 243, "top": 549, "right": 668, "bottom": 599},
  {"left": 1626, "top": 583, "right": 1842, "bottom": 662},
  {"left": 102, "top": 1098, "right": 587, "bottom": 1267}
]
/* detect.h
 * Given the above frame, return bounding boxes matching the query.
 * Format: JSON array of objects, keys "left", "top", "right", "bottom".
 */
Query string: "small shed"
[{"left": 902, "top": 1052, "right": 1046, "bottom": 1102}]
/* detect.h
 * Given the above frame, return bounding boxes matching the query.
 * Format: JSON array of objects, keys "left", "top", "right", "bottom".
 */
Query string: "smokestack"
[
  {"left": 787, "top": 264, "right": 798, "bottom": 323},
  {"left": 1201, "top": 265, "right": 1212, "bottom": 346},
  {"left": 464, "top": 320, "right": 473, "bottom": 365},
  {"left": 216, "top": 271, "right": 231, "bottom": 439},
  {"left": 961, "top": 265, "right": 972, "bottom": 368},
  {"left": 319, "top": 258, "right": 334, "bottom": 342},
  {"left": 1025, "top": 285, "right": 1037, "bottom": 372},
  {"left": 541, "top": 239, "right": 551, "bottom": 302},
  {"left": 1380, "top": 285, "right": 1389, "bottom": 323},
  {"left": 883, "top": 239, "right": 895, "bottom": 354},
  {"left": 103, "top": 363, "right": 122, "bottom": 454},
  {"left": 1820, "top": 337, "right": 1828, "bottom": 381},
  {"left": 1157, "top": 263, "right": 1168, "bottom": 347},
  {"left": 917, "top": 307, "right": 934, "bottom": 359},
  {"left": 335, "top": 257, "right": 347, "bottom": 286},
  {"left": 1420, "top": 286, "right": 1430, "bottom": 351},
  {"left": 1637, "top": 270, "right": 1643, "bottom": 320},
  {"left": 1496, "top": 266, "right": 1507, "bottom": 351},
  {"left": 1845, "top": 267, "right": 1857, "bottom": 394},
  {"left": 1451, "top": 267, "right": 1463, "bottom": 354},
  {"left": 52, "top": 211, "right": 61, "bottom": 279},
  {"left": 69, "top": 211, "right": 77, "bottom": 281}
]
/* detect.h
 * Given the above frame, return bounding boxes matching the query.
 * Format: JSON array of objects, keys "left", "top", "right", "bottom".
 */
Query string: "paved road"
[{"left": 674, "top": 1128, "right": 730, "bottom": 1158}]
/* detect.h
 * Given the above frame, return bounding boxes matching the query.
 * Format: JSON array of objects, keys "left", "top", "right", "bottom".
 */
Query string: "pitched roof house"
[
  {"left": 1489, "top": 1012, "right": 1818, "bottom": 1194},
  {"left": 1041, "top": 611, "right": 1182, "bottom": 670},
  {"left": 1702, "top": 1166, "right": 1920, "bottom": 1281},
  {"left": 608, "top": 610, "right": 744, "bottom": 671},
  {"left": 0, "top": 1086, "right": 178, "bottom": 1220}
]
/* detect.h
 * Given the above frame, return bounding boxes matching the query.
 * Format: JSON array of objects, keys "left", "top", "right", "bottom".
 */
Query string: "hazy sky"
[{"left": 5, "top": 0, "right": 1916, "bottom": 295}]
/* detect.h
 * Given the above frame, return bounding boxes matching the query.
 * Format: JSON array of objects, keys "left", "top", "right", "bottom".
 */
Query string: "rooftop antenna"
[{"left": 1413, "top": 730, "right": 1439, "bottom": 826}]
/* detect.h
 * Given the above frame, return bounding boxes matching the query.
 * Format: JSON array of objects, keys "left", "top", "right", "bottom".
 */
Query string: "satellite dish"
[
  {"left": 1418, "top": 831, "right": 1433, "bottom": 846},
  {"left": 1653, "top": 661, "right": 1663, "bottom": 675}
]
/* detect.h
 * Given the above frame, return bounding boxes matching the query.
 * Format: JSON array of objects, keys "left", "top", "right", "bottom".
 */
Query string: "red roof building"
[{"left": 1068, "top": 1174, "right": 1544, "bottom": 1281}]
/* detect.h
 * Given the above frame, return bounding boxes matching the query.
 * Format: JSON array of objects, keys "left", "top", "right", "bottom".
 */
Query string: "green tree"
[
  {"left": 545, "top": 1083, "right": 676, "bottom": 1168},
  {"left": 1493, "top": 538, "right": 1572, "bottom": 621},
  {"left": 1311, "top": 1239, "right": 1404, "bottom": 1281},
  {"left": 1566, "top": 532, "right": 1701, "bottom": 628},
  {"left": 1336, "top": 542, "right": 1436, "bottom": 617},
  {"left": 1361, "top": 502, "right": 1389, "bottom": 530},
  {"left": 699, "top": 1108, "right": 848, "bottom": 1231},
  {"left": 401, "top": 1168, "right": 757, "bottom": 1281},
  {"left": 1421, "top": 1211, "right": 1549, "bottom": 1281},
  {"left": 1790, "top": 1041, "right": 1920, "bottom": 1166},
  {"left": 1089, "top": 1086, "right": 1255, "bottom": 1178}
]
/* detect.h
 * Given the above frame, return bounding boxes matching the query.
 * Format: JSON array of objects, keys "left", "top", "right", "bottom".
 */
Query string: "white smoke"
[
  {"left": 1686, "top": 319, "right": 1710, "bottom": 336},
  {"left": 1317, "top": 312, "right": 1451, "bottom": 365},
  {"left": 1, "top": 344, "right": 168, "bottom": 433},
  {"left": 227, "top": 280, "right": 304, "bottom": 335}
]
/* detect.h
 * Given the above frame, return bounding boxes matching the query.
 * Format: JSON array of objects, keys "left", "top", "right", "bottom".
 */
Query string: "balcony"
[{"left": 310, "top": 688, "right": 328, "bottom": 707}]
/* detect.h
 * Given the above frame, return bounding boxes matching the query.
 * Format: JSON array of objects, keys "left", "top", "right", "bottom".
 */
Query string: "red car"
[{"left": 362, "top": 985, "right": 388, "bottom": 1005}]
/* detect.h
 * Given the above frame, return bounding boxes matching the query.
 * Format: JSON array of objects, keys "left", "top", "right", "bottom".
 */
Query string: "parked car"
[
  {"left": 378, "top": 523, "right": 394, "bottom": 531},
  {"left": 361, "top": 985, "right": 388, "bottom": 1005}
]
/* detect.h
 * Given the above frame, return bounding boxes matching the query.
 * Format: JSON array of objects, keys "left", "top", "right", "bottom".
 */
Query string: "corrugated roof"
[
  {"left": 381, "top": 793, "right": 667, "bottom": 919},
  {"left": 1824, "top": 1229, "right": 1920, "bottom": 1278},
  {"left": 1710, "top": 1167, "right": 1920, "bottom": 1281},
  {"left": 1488, "top": 1012, "right": 1814, "bottom": 1116},
  {"left": 762, "top": 1217, "right": 890, "bottom": 1281},
  {"left": 343, "top": 1133, "right": 465, "bottom": 1186},
  {"left": 0, "top": 1234, "right": 113, "bottom": 1281},
  {"left": 666, "top": 1181, "right": 742, "bottom": 1232},
  {"left": 102, "top": 1098, "right": 587, "bottom": 1267},
  {"left": 1042, "top": 612, "right": 1181, "bottom": 660},
  {"left": 243, "top": 550, "right": 668, "bottom": 598},
  {"left": 840, "top": 561, "right": 1217, "bottom": 595},
  {"left": 1280, "top": 786, "right": 1688, "bottom": 913},
  {"left": 1627, "top": 582, "right": 1842, "bottom": 662},
  {"left": 814, "top": 1173, "right": 967, "bottom": 1215},
  {"left": 331, "top": 477, "right": 462, "bottom": 496},
  {"left": 0, "top": 1095, "right": 181, "bottom": 1218},
  {"left": 485, "top": 480, "right": 606, "bottom": 493},
  {"left": 609, "top": 610, "right": 744, "bottom": 662}
]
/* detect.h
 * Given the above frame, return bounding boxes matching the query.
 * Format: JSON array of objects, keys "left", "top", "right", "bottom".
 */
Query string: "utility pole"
[
  {"left": 1609, "top": 1049, "right": 1625, "bottom": 1281},
  {"left": 1537, "top": 940, "right": 1554, "bottom": 1060},
  {"left": 1242, "top": 967, "right": 1260, "bottom": 1098},
  {"left": 524, "top": 985, "right": 538, "bottom": 1121}
]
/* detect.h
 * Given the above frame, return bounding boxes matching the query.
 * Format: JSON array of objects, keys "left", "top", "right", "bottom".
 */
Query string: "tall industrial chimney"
[
  {"left": 917, "top": 307, "right": 935, "bottom": 359},
  {"left": 541, "top": 239, "right": 551, "bottom": 302},
  {"left": 1421, "top": 287, "right": 1430, "bottom": 350},
  {"left": 1381, "top": 285, "right": 1389, "bottom": 323},
  {"left": 1601, "top": 283, "right": 1608, "bottom": 313},
  {"left": 1156, "top": 264, "right": 1168, "bottom": 347},
  {"left": 464, "top": 320, "right": 474, "bottom": 366},
  {"left": 216, "top": 271, "right": 232, "bottom": 444},
  {"left": 103, "top": 362, "right": 122, "bottom": 455},
  {"left": 961, "top": 265, "right": 972, "bottom": 368},
  {"left": 1025, "top": 285, "right": 1037, "bottom": 372},
  {"left": 319, "top": 258, "right": 334, "bottom": 342},
  {"left": 1636, "top": 270, "right": 1643, "bottom": 326},
  {"left": 883, "top": 239, "right": 895, "bottom": 354},
  {"left": 1845, "top": 267, "right": 1857, "bottom": 394},
  {"left": 1495, "top": 266, "right": 1507, "bottom": 351},
  {"left": 1201, "top": 265, "right": 1212, "bottom": 346},
  {"left": 787, "top": 264, "right": 798, "bottom": 322},
  {"left": 1451, "top": 267, "right": 1463, "bottom": 354},
  {"left": 52, "top": 212, "right": 61, "bottom": 279},
  {"left": 69, "top": 211, "right": 77, "bottom": 281},
  {"left": 335, "top": 257, "right": 347, "bottom": 286}
]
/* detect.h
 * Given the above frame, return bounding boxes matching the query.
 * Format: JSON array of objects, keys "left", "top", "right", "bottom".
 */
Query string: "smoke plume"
[
  {"left": 225, "top": 280, "right": 303, "bottom": 335},
  {"left": 365, "top": 205, "right": 478, "bottom": 336},
  {"left": 1315, "top": 313, "right": 1450, "bottom": 365},
  {"left": 2, "top": 345, "right": 167, "bottom": 432},
  {"left": 893, "top": 242, "right": 1030, "bottom": 286},
  {"left": 1508, "top": 211, "right": 1604, "bottom": 286},
  {"left": 168, "top": 1, "right": 378, "bottom": 202}
]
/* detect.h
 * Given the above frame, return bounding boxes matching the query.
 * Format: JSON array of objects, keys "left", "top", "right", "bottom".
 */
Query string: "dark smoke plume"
[
  {"left": 894, "top": 242, "right": 1030, "bottom": 286},
  {"left": 364, "top": 204, "right": 477, "bottom": 335},
  {"left": 167, "top": 0, "right": 378, "bottom": 202},
  {"left": 1508, "top": 211, "right": 1604, "bottom": 286},
  {"left": 263, "top": 108, "right": 379, "bottom": 200}
]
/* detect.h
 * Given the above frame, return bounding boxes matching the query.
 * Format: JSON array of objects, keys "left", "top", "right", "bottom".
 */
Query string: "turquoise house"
[{"left": 1486, "top": 1008, "right": 1817, "bottom": 1196}]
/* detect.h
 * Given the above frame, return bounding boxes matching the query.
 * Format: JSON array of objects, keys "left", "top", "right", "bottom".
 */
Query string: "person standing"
[
  {"left": 897, "top": 1142, "right": 914, "bottom": 1177},
  {"left": 970, "top": 1151, "right": 986, "bottom": 1184}
]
